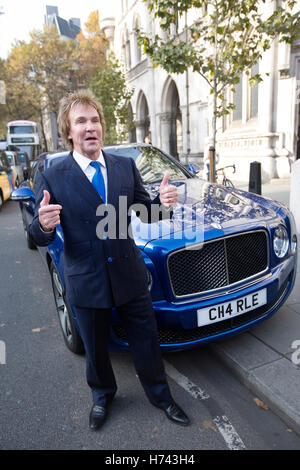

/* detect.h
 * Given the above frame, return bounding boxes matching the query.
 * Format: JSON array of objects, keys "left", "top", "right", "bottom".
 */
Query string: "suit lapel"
[
  {"left": 64, "top": 151, "right": 121, "bottom": 208},
  {"left": 64, "top": 153, "right": 103, "bottom": 207},
  {"left": 102, "top": 150, "right": 121, "bottom": 207}
]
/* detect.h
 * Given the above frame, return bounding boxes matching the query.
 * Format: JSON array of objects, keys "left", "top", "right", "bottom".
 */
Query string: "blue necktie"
[{"left": 90, "top": 161, "right": 106, "bottom": 203}]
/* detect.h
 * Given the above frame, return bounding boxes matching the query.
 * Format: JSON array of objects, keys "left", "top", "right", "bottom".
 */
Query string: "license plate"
[{"left": 197, "top": 289, "right": 267, "bottom": 327}]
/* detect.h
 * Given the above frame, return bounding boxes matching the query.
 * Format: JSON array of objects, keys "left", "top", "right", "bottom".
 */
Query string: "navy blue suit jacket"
[{"left": 29, "top": 151, "right": 170, "bottom": 308}]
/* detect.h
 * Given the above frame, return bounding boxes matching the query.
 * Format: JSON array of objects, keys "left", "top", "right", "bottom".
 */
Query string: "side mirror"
[
  {"left": 185, "top": 163, "right": 201, "bottom": 175},
  {"left": 10, "top": 187, "right": 35, "bottom": 202},
  {"left": 23, "top": 168, "right": 29, "bottom": 180}
]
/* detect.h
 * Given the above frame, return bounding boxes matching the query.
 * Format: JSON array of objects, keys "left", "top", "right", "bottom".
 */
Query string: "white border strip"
[
  {"left": 213, "top": 415, "right": 246, "bottom": 450},
  {"left": 164, "top": 361, "right": 210, "bottom": 400},
  {"left": 164, "top": 361, "right": 246, "bottom": 450}
]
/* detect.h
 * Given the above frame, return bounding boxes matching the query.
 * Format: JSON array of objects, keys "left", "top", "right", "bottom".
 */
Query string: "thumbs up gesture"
[
  {"left": 159, "top": 171, "right": 178, "bottom": 208},
  {"left": 38, "top": 190, "right": 62, "bottom": 232}
]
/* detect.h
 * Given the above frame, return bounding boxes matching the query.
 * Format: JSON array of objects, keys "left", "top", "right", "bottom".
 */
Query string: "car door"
[
  {"left": 21, "top": 159, "right": 45, "bottom": 227},
  {"left": 0, "top": 152, "right": 11, "bottom": 203},
  {"left": 1, "top": 152, "right": 15, "bottom": 190}
]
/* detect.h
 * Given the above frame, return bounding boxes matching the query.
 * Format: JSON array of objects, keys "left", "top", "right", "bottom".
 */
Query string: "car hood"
[{"left": 131, "top": 178, "right": 284, "bottom": 250}]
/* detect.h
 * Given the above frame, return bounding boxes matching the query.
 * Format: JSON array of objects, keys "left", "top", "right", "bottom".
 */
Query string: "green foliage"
[
  {"left": 138, "top": 0, "right": 300, "bottom": 144},
  {"left": 0, "top": 14, "right": 134, "bottom": 147},
  {"left": 90, "top": 55, "right": 134, "bottom": 145}
]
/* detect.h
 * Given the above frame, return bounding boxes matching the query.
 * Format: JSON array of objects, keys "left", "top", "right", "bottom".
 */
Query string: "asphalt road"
[{"left": 0, "top": 200, "right": 300, "bottom": 451}]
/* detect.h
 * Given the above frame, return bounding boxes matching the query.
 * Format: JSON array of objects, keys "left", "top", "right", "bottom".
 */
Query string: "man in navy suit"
[{"left": 29, "top": 89, "right": 190, "bottom": 430}]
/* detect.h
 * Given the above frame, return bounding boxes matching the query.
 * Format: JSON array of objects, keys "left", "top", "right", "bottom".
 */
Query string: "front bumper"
[{"left": 110, "top": 255, "right": 296, "bottom": 351}]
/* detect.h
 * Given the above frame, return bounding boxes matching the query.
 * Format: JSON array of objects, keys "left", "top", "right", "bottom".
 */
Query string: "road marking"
[
  {"left": 164, "top": 360, "right": 246, "bottom": 450},
  {"left": 213, "top": 415, "right": 246, "bottom": 450},
  {"left": 0, "top": 340, "right": 5, "bottom": 364},
  {"left": 164, "top": 360, "right": 210, "bottom": 400}
]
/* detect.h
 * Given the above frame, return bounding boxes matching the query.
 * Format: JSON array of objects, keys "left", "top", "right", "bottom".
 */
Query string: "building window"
[
  {"left": 126, "top": 36, "right": 131, "bottom": 69},
  {"left": 232, "top": 74, "right": 243, "bottom": 121},
  {"left": 134, "top": 17, "right": 142, "bottom": 64},
  {"left": 122, "top": 29, "right": 131, "bottom": 70},
  {"left": 249, "top": 63, "right": 259, "bottom": 119}
]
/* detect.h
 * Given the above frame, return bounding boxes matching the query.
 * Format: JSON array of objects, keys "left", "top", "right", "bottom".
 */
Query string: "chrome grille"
[{"left": 167, "top": 231, "right": 268, "bottom": 297}]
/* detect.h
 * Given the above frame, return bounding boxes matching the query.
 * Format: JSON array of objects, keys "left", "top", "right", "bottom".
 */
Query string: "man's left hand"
[{"left": 159, "top": 171, "right": 178, "bottom": 208}]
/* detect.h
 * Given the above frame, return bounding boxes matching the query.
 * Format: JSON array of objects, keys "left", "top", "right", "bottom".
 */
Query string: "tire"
[
  {"left": 25, "top": 228, "right": 37, "bottom": 250},
  {"left": 224, "top": 178, "right": 234, "bottom": 188},
  {"left": 21, "top": 214, "right": 37, "bottom": 250},
  {"left": 50, "top": 262, "right": 85, "bottom": 355},
  {"left": 0, "top": 192, "right": 3, "bottom": 211}
]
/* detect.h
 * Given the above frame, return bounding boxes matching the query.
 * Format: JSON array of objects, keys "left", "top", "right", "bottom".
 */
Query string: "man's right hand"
[{"left": 38, "top": 190, "right": 62, "bottom": 232}]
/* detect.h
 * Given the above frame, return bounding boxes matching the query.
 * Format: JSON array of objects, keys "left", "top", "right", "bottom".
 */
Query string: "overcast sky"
[{"left": 0, "top": 0, "right": 116, "bottom": 58}]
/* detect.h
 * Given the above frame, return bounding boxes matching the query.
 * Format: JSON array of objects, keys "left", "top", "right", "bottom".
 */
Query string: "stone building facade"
[{"left": 102, "top": 0, "right": 300, "bottom": 181}]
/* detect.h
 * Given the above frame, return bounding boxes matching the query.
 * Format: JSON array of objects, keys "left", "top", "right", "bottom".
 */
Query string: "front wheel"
[
  {"left": 21, "top": 214, "right": 36, "bottom": 249},
  {"left": 25, "top": 228, "right": 37, "bottom": 250},
  {"left": 50, "top": 262, "right": 84, "bottom": 355},
  {"left": 224, "top": 178, "right": 234, "bottom": 188}
]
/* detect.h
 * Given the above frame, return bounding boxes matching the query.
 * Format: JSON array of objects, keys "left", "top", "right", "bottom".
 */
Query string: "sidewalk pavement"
[{"left": 209, "top": 176, "right": 300, "bottom": 436}]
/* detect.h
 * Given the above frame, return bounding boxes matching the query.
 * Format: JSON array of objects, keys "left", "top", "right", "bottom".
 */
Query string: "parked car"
[
  {"left": 0, "top": 160, "right": 11, "bottom": 210},
  {"left": 0, "top": 150, "right": 15, "bottom": 208},
  {"left": 5, "top": 150, "right": 30, "bottom": 186},
  {"left": 10, "top": 144, "right": 297, "bottom": 355},
  {"left": 0, "top": 140, "right": 7, "bottom": 151}
]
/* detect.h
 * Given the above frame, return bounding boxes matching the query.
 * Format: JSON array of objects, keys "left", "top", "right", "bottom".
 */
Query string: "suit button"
[{"left": 107, "top": 257, "right": 113, "bottom": 263}]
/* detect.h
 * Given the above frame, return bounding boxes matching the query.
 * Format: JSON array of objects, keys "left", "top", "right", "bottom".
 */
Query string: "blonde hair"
[{"left": 57, "top": 89, "right": 106, "bottom": 150}]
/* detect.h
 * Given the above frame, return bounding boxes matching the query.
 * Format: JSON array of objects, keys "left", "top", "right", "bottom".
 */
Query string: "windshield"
[
  {"left": 48, "top": 155, "right": 68, "bottom": 167},
  {"left": 13, "top": 145, "right": 36, "bottom": 159},
  {"left": 6, "top": 154, "right": 14, "bottom": 165},
  {"left": 105, "top": 146, "right": 189, "bottom": 184},
  {"left": 17, "top": 153, "right": 28, "bottom": 164},
  {"left": 9, "top": 125, "right": 35, "bottom": 134}
]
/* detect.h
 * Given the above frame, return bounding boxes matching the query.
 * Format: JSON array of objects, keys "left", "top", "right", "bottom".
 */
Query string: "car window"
[
  {"left": 9, "top": 125, "right": 35, "bottom": 134},
  {"left": 29, "top": 161, "right": 38, "bottom": 186},
  {"left": 0, "top": 152, "right": 10, "bottom": 170},
  {"left": 16, "top": 153, "right": 28, "bottom": 164},
  {"left": 31, "top": 160, "right": 45, "bottom": 190},
  {"left": 48, "top": 155, "right": 67, "bottom": 167},
  {"left": 105, "top": 146, "right": 189, "bottom": 184},
  {"left": 5, "top": 154, "right": 14, "bottom": 166}
]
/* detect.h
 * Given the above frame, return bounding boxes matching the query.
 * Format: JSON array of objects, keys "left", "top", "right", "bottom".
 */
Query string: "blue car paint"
[{"left": 10, "top": 148, "right": 297, "bottom": 352}]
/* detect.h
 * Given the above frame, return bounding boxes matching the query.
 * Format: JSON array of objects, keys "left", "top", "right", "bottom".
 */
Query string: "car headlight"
[{"left": 273, "top": 225, "right": 289, "bottom": 258}]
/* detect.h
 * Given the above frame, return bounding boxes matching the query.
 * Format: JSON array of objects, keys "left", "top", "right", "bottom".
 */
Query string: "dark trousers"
[{"left": 73, "top": 292, "right": 173, "bottom": 408}]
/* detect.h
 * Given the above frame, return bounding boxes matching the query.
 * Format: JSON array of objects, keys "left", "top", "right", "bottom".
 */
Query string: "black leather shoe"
[
  {"left": 164, "top": 402, "right": 190, "bottom": 426},
  {"left": 89, "top": 405, "right": 108, "bottom": 431}
]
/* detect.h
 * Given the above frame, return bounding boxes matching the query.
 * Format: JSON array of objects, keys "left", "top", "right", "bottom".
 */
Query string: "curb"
[{"left": 209, "top": 336, "right": 300, "bottom": 437}]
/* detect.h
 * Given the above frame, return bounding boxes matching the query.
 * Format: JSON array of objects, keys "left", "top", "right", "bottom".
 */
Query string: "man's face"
[{"left": 68, "top": 103, "right": 103, "bottom": 160}]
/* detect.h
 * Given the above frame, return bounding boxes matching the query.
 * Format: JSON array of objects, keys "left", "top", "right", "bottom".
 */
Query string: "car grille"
[
  {"left": 167, "top": 230, "right": 268, "bottom": 297},
  {"left": 112, "top": 278, "right": 289, "bottom": 346}
]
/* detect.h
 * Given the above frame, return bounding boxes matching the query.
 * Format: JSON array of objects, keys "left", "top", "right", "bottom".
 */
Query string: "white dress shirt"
[{"left": 73, "top": 150, "right": 108, "bottom": 202}]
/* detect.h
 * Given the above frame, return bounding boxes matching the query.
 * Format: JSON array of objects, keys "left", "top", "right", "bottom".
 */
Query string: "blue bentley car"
[{"left": 11, "top": 144, "right": 297, "bottom": 355}]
